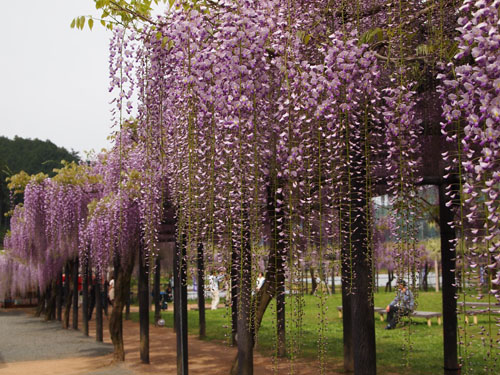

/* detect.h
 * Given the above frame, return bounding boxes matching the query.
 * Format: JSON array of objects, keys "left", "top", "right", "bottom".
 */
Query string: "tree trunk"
[
  {"left": 385, "top": 270, "right": 394, "bottom": 293},
  {"left": 138, "top": 244, "right": 150, "bottom": 364},
  {"left": 63, "top": 261, "right": 73, "bottom": 329},
  {"left": 230, "top": 182, "right": 287, "bottom": 374},
  {"left": 174, "top": 236, "right": 188, "bottom": 375},
  {"left": 434, "top": 259, "right": 440, "bottom": 292},
  {"left": 154, "top": 256, "right": 161, "bottom": 324},
  {"left": 310, "top": 267, "right": 318, "bottom": 295},
  {"left": 82, "top": 260, "right": 89, "bottom": 336},
  {"left": 237, "top": 221, "right": 253, "bottom": 375},
  {"left": 349, "top": 129, "right": 376, "bottom": 375},
  {"left": 104, "top": 282, "right": 109, "bottom": 316},
  {"left": 109, "top": 251, "right": 136, "bottom": 361},
  {"left": 44, "top": 281, "right": 56, "bottom": 321},
  {"left": 125, "top": 288, "right": 131, "bottom": 320},
  {"left": 35, "top": 289, "right": 45, "bottom": 317},
  {"left": 72, "top": 256, "right": 79, "bottom": 330},
  {"left": 231, "top": 240, "right": 240, "bottom": 346},
  {"left": 276, "top": 263, "right": 286, "bottom": 358},
  {"left": 341, "top": 211, "right": 354, "bottom": 373},
  {"left": 439, "top": 183, "right": 459, "bottom": 375},
  {"left": 197, "top": 243, "right": 206, "bottom": 339},
  {"left": 304, "top": 268, "right": 308, "bottom": 294},
  {"left": 331, "top": 263, "right": 336, "bottom": 294},
  {"left": 95, "top": 272, "right": 103, "bottom": 342},
  {"left": 422, "top": 262, "right": 429, "bottom": 292},
  {"left": 56, "top": 273, "right": 63, "bottom": 321}
]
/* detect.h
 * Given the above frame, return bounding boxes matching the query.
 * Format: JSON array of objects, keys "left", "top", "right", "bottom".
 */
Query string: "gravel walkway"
[{"left": 0, "top": 309, "right": 133, "bottom": 375}]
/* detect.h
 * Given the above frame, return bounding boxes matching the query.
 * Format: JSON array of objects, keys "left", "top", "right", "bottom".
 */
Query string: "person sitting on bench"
[{"left": 385, "top": 279, "right": 414, "bottom": 330}]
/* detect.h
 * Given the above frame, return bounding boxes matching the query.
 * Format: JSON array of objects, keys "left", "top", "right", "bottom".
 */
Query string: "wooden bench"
[
  {"left": 457, "top": 302, "right": 500, "bottom": 325},
  {"left": 337, "top": 306, "right": 442, "bottom": 326}
]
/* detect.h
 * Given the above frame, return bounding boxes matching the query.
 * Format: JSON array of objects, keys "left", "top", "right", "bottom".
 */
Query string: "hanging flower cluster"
[{"left": 439, "top": 0, "right": 500, "bottom": 299}]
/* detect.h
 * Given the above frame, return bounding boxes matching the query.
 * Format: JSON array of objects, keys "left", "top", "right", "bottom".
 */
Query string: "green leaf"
[
  {"left": 169, "top": 0, "right": 175, "bottom": 8},
  {"left": 70, "top": 18, "right": 76, "bottom": 28},
  {"left": 304, "top": 34, "right": 311, "bottom": 45},
  {"left": 88, "top": 18, "right": 94, "bottom": 30},
  {"left": 156, "top": 31, "right": 163, "bottom": 40},
  {"left": 360, "top": 27, "right": 384, "bottom": 45},
  {"left": 162, "top": 36, "right": 169, "bottom": 48}
]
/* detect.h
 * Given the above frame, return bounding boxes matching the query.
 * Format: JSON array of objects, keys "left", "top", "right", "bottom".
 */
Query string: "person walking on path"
[
  {"left": 385, "top": 279, "right": 414, "bottom": 330},
  {"left": 208, "top": 271, "right": 220, "bottom": 310}
]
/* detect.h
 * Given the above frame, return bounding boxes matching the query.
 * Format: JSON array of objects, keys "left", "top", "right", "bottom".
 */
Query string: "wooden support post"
[
  {"left": 138, "top": 244, "right": 150, "bottom": 364},
  {"left": 439, "top": 183, "right": 459, "bottom": 375},
  {"left": 174, "top": 237, "right": 188, "bottom": 375},
  {"left": 197, "top": 243, "right": 206, "bottom": 339}
]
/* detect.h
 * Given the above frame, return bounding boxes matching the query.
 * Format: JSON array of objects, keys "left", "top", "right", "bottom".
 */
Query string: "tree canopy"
[{"left": 0, "top": 136, "right": 79, "bottom": 237}]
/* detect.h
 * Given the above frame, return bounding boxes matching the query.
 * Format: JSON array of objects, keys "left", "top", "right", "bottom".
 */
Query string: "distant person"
[
  {"left": 256, "top": 272, "right": 265, "bottom": 292},
  {"left": 208, "top": 271, "right": 220, "bottom": 310},
  {"left": 192, "top": 275, "right": 198, "bottom": 292},
  {"left": 108, "top": 279, "right": 115, "bottom": 306},
  {"left": 385, "top": 279, "right": 414, "bottom": 330}
]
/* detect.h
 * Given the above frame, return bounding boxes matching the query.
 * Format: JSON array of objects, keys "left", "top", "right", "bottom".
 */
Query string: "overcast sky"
[{"left": 0, "top": 1, "right": 116, "bottom": 158}]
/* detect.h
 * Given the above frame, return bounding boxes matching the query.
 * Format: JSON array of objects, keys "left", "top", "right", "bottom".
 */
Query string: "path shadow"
[
  {"left": 78, "top": 346, "right": 114, "bottom": 357},
  {"left": 0, "top": 310, "right": 25, "bottom": 317}
]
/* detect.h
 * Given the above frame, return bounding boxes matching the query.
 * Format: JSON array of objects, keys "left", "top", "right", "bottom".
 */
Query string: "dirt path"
[{"left": 1, "top": 306, "right": 344, "bottom": 374}]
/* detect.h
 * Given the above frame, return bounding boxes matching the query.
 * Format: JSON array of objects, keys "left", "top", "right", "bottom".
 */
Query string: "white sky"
[{"left": 0, "top": 1, "right": 116, "bottom": 158}]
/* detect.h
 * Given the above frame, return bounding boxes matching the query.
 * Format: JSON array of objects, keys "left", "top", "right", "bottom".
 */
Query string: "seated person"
[{"left": 385, "top": 279, "right": 414, "bottom": 330}]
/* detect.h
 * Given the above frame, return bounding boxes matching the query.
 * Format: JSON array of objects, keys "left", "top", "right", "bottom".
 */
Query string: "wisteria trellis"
[{"left": 2, "top": 0, "right": 499, "bottom": 373}]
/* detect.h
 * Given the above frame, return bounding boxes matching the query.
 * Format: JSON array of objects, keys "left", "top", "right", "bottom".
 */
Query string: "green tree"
[{"left": 0, "top": 136, "right": 79, "bottom": 240}]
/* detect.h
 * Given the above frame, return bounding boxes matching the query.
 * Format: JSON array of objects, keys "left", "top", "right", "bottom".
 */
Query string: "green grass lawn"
[{"left": 128, "top": 291, "right": 499, "bottom": 374}]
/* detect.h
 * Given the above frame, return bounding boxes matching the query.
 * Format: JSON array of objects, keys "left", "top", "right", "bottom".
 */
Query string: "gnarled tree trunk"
[
  {"left": 109, "top": 251, "right": 136, "bottom": 361},
  {"left": 230, "top": 183, "right": 287, "bottom": 374}
]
